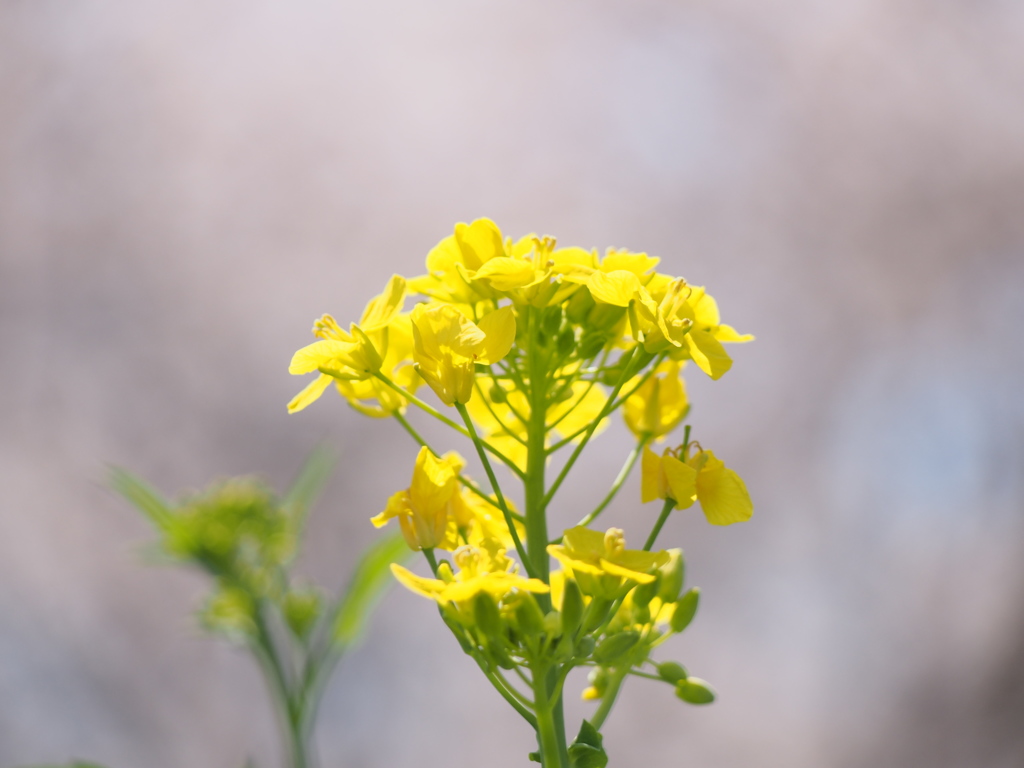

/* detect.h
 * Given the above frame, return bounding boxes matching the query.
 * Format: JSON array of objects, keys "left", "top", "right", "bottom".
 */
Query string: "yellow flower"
[
  {"left": 409, "top": 218, "right": 510, "bottom": 304},
  {"left": 333, "top": 313, "right": 420, "bottom": 417},
  {"left": 623, "top": 360, "right": 689, "bottom": 439},
  {"left": 547, "top": 526, "right": 669, "bottom": 598},
  {"left": 644, "top": 280, "right": 752, "bottom": 380},
  {"left": 371, "top": 446, "right": 465, "bottom": 551},
  {"left": 391, "top": 541, "right": 549, "bottom": 604},
  {"left": 287, "top": 275, "right": 407, "bottom": 413},
  {"left": 641, "top": 445, "right": 753, "bottom": 525},
  {"left": 410, "top": 303, "right": 516, "bottom": 406}
]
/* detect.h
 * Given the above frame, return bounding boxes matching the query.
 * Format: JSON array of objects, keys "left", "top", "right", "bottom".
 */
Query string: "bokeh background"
[{"left": 3, "top": 1, "right": 1024, "bottom": 766}]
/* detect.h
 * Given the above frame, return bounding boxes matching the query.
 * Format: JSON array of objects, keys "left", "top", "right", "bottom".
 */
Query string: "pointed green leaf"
[
  {"left": 283, "top": 444, "right": 335, "bottom": 527},
  {"left": 332, "top": 531, "right": 411, "bottom": 648},
  {"left": 109, "top": 466, "right": 172, "bottom": 529}
]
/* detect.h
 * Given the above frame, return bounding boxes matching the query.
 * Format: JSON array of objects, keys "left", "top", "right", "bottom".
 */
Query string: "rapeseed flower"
[
  {"left": 548, "top": 526, "right": 669, "bottom": 598},
  {"left": 641, "top": 445, "right": 753, "bottom": 525}
]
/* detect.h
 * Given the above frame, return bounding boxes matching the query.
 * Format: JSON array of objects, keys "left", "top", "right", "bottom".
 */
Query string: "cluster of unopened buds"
[{"left": 288, "top": 218, "right": 754, "bottom": 767}]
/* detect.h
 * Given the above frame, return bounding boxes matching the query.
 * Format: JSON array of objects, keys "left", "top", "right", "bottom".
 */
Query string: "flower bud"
[
  {"left": 670, "top": 587, "right": 700, "bottom": 634},
  {"left": 561, "top": 578, "right": 585, "bottom": 639},
  {"left": 676, "top": 677, "right": 716, "bottom": 705},
  {"left": 657, "top": 661, "right": 688, "bottom": 684},
  {"left": 630, "top": 576, "right": 659, "bottom": 608},
  {"left": 473, "top": 592, "right": 503, "bottom": 639},
  {"left": 583, "top": 596, "right": 613, "bottom": 632},
  {"left": 656, "top": 550, "right": 685, "bottom": 603},
  {"left": 513, "top": 593, "right": 547, "bottom": 637},
  {"left": 593, "top": 630, "right": 641, "bottom": 665}
]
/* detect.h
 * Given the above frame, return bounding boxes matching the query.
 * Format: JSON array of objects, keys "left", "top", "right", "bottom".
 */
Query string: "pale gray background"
[{"left": 2, "top": 1, "right": 1023, "bottom": 767}]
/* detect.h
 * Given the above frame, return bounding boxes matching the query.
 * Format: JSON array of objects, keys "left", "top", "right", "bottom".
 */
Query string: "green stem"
[
  {"left": 543, "top": 347, "right": 639, "bottom": 507},
  {"left": 392, "top": 411, "right": 525, "bottom": 520},
  {"left": 532, "top": 663, "right": 567, "bottom": 768},
  {"left": 252, "top": 602, "right": 310, "bottom": 768},
  {"left": 644, "top": 498, "right": 677, "bottom": 551},
  {"left": 590, "top": 667, "right": 629, "bottom": 730},
  {"left": 572, "top": 435, "right": 649, "bottom": 532},
  {"left": 372, "top": 372, "right": 526, "bottom": 479},
  {"left": 454, "top": 402, "right": 536, "bottom": 579}
]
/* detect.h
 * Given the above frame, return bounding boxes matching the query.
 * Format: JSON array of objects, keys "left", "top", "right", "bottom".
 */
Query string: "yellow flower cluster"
[{"left": 286, "top": 218, "right": 757, "bottom": 756}]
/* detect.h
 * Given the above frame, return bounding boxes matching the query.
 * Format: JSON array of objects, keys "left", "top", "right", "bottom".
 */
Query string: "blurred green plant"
[{"left": 111, "top": 448, "right": 408, "bottom": 768}]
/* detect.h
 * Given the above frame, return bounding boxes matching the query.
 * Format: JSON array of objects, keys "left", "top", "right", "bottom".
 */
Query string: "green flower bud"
[
  {"left": 561, "top": 578, "right": 585, "bottom": 639},
  {"left": 578, "top": 331, "right": 609, "bottom": 360},
  {"left": 488, "top": 383, "right": 508, "bottom": 404},
  {"left": 282, "top": 588, "right": 322, "bottom": 641},
  {"left": 574, "top": 635, "right": 596, "bottom": 659},
  {"left": 513, "top": 593, "right": 547, "bottom": 637},
  {"left": 542, "top": 306, "right": 564, "bottom": 336},
  {"left": 543, "top": 610, "right": 562, "bottom": 638},
  {"left": 583, "top": 596, "right": 613, "bottom": 632},
  {"left": 676, "top": 677, "right": 716, "bottom": 705},
  {"left": 556, "top": 326, "right": 576, "bottom": 357},
  {"left": 670, "top": 587, "right": 700, "bottom": 634},
  {"left": 656, "top": 661, "right": 688, "bottom": 684},
  {"left": 566, "top": 286, "right": 596, "bottom": 324},
  {"left": 473, "top": 592, "right": 503, "bottom": 639},
  {"left": 630, "top": 576, "right": 659, "bottom": 608},
  {"left": 593, "top": 630, "right": 641, "bottom": 665},
  {"left": 656, "top": 549, "right": 685, "bottom": 603}
]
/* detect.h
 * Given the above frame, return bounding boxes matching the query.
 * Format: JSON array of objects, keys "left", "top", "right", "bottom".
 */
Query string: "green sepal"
[
  {"left": 593, "top": 630, "right": 641, "bottom": 665},
  {"left": 670, "top": 587, "right": 700, "bottom": 634},
  {"left": 569, "top": 720, "right": 609, "bottom": 768},
  {"left": 513, "top": 593, "right": 547, "bottom": 637},
  {"left": 630, "top": 576, "right": 659, "bottom": 608}
]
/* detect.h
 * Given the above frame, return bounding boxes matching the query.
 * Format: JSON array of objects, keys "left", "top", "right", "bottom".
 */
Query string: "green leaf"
[
  {"left": 569, "top": 720, "right": 608, "bottom": 768},
  {"left": 332, "top": 531, "right": 411, "bottom": 648},
  {"left": 109, "top": 466, "right": 173, "bottom": 530},
  {"left": 283, "top": 444, "right": 335, "bottom": 528}
]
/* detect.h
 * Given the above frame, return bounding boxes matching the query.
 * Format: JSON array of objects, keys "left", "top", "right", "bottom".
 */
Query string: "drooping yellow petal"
[
  {"left": 289, "top": 340, "right": 357, "bottom": 375},
  {"left": 685, "top": 331, "right": 733, "bottom": 380},
  {"left": 662, "top": 453, "right": 697, "bottom": 509},
  {"left": 287, "top": 372, "right": 334, "bottom": 414},
  {"left": 695, "top": 451, "right": 753, "bottom": 525},
  {"left": 641, "top": 446, "right": 663, "bottom": 504},
  {"left": 391, "top": 563, "right": 447, "bottom": 599},
  {"left": 476, "top": 305, "right": 516, "bottom": 364}
]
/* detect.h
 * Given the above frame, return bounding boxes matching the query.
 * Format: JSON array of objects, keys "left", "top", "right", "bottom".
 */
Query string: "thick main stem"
[{"left": 522, "top": 308, "right": 569, "bottom": 764}]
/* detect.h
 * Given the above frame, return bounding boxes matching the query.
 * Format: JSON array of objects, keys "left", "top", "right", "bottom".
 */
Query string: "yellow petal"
[
  {"left": 472, "top": 258, "right": 537, "bottom": 291},
  {"left": 640, "top": 446, "right": 663, "bottom": 504},
  {"left": 715, "top": 324, "right": 754, "bottom": 343},
  {"left": 685, "top": 331, "right": 733, "bottom": 380},
  {"left": 287, "top": 373, "right": 334, "bottom": 414},
  {"left": 662, "top": 453, "right": 697, "bottom": 509},
  {"left": 286, "top": 372, "right": 333, "bottom": 415},
  {"left": 391, "top": 564, "right": 447, "bottom": 599},
  {"left": 586, "top": 270, "right": 641, "bottom": 307},
  {"left": 359, "top": 274, "right": 407, "bottom": 331},
  {"left": 601, "top": 251, "right": 660, "bottom": 277},
  {"left": 289, "top": 340, "right": 356, "bottom": 375},
  {"left": 454, "top": 218, "right": 505, "bottom": 269},
  {"left": 476, "top": 305, "right": 516, "bottom": 364},
  {"left": 696, "top": 451, "right": 753, "bottom": 525}
]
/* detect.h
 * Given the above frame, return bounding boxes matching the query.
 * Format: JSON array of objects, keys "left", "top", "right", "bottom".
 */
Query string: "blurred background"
[{"left": 2, "top": 1, "right": 1023, "bottom": 766}]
